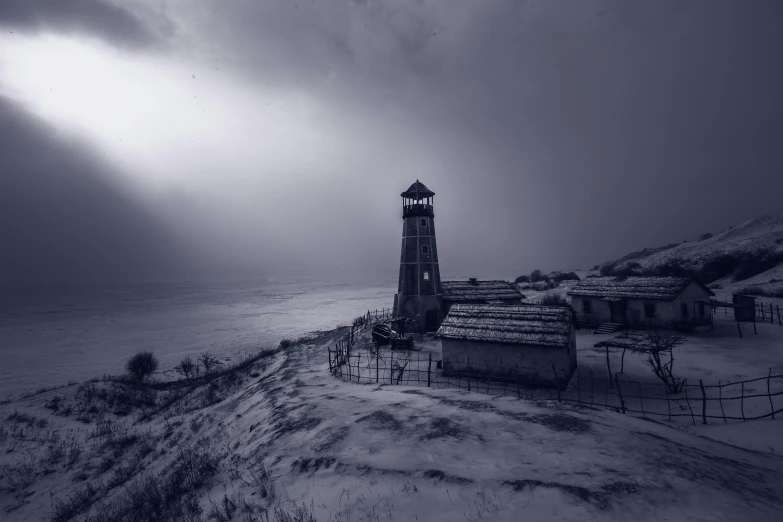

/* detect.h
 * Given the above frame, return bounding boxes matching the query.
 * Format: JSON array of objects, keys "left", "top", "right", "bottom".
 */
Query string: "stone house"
[
  {"left": 435, "top": 303, "right": 576, "bottom": 388},
  {"left": 567, "top": 276, "right": 714, "bottom": 331}
]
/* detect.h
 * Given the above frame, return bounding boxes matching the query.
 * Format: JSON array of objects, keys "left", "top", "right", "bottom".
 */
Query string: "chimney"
[{"left": 469, "top": 278, "right": 478, "bottom": 285}]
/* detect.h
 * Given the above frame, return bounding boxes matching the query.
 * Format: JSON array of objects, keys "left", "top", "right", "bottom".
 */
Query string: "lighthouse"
[{"left": 393, "top": 180, "right": 444, "bottom": 333}]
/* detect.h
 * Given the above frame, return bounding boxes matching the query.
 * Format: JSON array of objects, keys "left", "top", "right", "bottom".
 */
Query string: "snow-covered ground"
[
  {"left": 2, "top": 326, "right": 782, "bottom": 522},
  {"left": 0, "top": 280, "right": 394, "bottom": 400}
]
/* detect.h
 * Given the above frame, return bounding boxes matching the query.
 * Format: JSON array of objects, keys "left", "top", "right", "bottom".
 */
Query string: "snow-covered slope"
[
  {"left": 2, "top": 329, "right": 782, "bottom": 522},
  {"left": 602, "top": 212, "right": 783, "bottom": 284}
]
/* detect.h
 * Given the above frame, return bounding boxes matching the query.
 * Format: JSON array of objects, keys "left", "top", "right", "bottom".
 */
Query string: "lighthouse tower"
[{"left": 393, "top": 180, "right": 444, "bottom": 333}]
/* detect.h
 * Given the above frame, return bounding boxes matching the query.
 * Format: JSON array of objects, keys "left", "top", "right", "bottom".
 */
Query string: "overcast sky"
[{"left": 1, "top": 0, "right": 782, "bottom": 284}]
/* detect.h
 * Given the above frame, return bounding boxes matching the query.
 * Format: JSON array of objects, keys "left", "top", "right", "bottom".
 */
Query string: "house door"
[
  {"left": 609, "top": 301, "right": 626, "bottom": 323},
  {"left": 425, "top": 310, "right": 438, "bottom": 331}
]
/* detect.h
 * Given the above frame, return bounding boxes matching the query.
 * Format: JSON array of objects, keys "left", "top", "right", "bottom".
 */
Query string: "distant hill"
[{"left": 597, "top": 212, "right": 783, "bottom": 286}]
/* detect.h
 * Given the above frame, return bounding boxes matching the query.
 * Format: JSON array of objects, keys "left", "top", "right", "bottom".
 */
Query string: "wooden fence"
[
  {"left": 327, "top": 347, "right": 783, "bottom": 426},
  {"left": 755, "top": 301, "right": 782, "bottom": 325}
]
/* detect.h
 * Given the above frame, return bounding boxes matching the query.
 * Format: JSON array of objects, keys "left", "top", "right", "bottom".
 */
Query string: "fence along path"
[{"left": 328, "top": 344, "right": 783, "bottom": 426}]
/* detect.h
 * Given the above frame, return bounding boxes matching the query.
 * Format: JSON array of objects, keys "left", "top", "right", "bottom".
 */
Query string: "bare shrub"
[
  {"left": 628, "top": 332, "right": 685, "bottom": 394},
  {"left": 174, "top": 356, "right": 200, "bottom": 381},
  {"left": 126, "top": 352, "right": 159, "bottom": 382},
  {"left": 274, "top": 500, "right": 317, "bottom": 522},
  {"left": 278, "top": 339, "right": 293, "bottom": 350},
  {"left": 50, "top": 482, "right": 99, "bottom": 522},
  {"left": 0, "top": 453, "right": 38, "bottom": 491},
  {"left": 198, "top": 352, "right": 223, "bottom": 375}
]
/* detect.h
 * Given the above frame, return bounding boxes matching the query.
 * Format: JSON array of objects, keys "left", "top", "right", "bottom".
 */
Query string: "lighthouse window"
[
  {"left": 423, "top": 271, "right": 430, "bottom": 281},
  {"left": 422, "top": 245, "right": 429, "bottom": 255},
  {"left": 420, "top": 218, "right": 427, "bottom": 227}
]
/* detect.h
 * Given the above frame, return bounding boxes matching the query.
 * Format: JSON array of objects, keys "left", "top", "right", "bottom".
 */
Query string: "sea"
[{"left": 0, "top": 279, "right": 395, "bottom": 399}]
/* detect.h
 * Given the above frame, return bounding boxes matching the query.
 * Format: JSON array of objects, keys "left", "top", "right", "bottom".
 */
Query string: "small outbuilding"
[
  {"left": 435, "top": 304, "right": 576, "bottom": 388},
  {"left": 567, "top": 276, "right": 714, "bottom": 331},
  {"left": 441, "top": 279, "right": 525, "bottom": 315}
]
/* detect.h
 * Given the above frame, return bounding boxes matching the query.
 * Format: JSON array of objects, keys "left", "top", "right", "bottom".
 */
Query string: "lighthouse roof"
[{"left": 401, "top": 180, "right": 435, "bottom": 198}]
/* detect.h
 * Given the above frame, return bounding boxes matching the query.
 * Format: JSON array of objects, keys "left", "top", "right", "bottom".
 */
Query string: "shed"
[
  {"left": 567, "top": 276, "right": 714, "bottom": 331},
  {"left": 435, "top": 304, "right": 576, "bottom": 388},
  {"left": 441, "top": 279, "right": 525, "bottom": 315}
]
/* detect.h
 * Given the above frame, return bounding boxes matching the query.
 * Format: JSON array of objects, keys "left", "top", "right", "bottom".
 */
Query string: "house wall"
[
  {"left": 672, "top": 281, "right": 713, "bottom": 326},
  {"left": 571, "top": 296, "right": 612, "bottom": 324},
  {"left": 441, "top": 334, "right": 576, "bottom": 387}
]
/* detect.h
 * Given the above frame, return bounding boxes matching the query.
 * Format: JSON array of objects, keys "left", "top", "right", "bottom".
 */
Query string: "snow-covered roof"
[
  {"left": 567, "top": 276, "right": 713, "bottom": 301},
  {"left": 435, "top": 304, "right": 573, "bottom": 348},
  {"left": 441, "top": 280, "right": 524, "bottom": 303}
]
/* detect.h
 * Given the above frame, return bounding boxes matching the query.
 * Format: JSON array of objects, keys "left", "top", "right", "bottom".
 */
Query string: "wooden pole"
[
  {"left": 768, "top": 368, "right": 775, "bottom": 419},
  {"left": 683, "top": 383, "right": 696, "bottom": 426},
  {"left": 740, "top": 381, "right": 746, "bottom": 420},
  {"left": 777, "top": 305, "right": 781, "bottom": 326},
  {"left": 663, "top": 380, "right": 671, "bottom": 421},
  {"left": 605, "top": 346, "right": 614, "bottom": 388},
  {"left": 699, "top": 379, "right": 707, "bottom": 425},
  {"left": 427, "top": 353, "right": 432, "bottom": 388},
  {"left": 620, "top": 348, "right": 626, "bottom": 374},
  {"left": 770, "top": 303, "right": 774, "bottom": 324},
  {"left": 718, "top": 381, "right": 727, "bottom": 424},
  {"left": 389, "top": 350, "right": 393, "bottom": 385},
  {"left": 328, "top": 347, "right": 332, "bottom": 372},
  {"left": 376, "top": 350, "right": 379, "bottom": 383},
  {"left": 615, "top": 374, "right": 625, "bottom": 413},
  {"left": 638, "top": 382, "right": 645, "bottom": 417}
]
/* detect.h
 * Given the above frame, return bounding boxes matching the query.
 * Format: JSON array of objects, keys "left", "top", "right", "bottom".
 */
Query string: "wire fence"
[{"left": 328, "top": 343, "right": 783, "bottom": 426}]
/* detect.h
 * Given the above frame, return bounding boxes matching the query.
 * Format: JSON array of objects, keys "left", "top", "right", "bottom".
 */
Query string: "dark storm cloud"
[
  {"left": 0, "top": 0, "right": 167, "bottom": 49},
  {"left": 2, "top": 0, "right": 783, "bottom": 284},
  {"left": 0, "top": 97, "right": 206, "bottom": 284}
]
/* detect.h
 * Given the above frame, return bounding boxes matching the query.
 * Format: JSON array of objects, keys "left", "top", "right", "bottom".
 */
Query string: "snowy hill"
[
  {"left": 2, "top": 330, "right": 783, "bottom": 522},
  {"left": 600, "top": 212, "right": 783, "bottom": 286}
]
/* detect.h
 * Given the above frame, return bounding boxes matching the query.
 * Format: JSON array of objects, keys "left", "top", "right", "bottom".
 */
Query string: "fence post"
[
  {"left": 389, "top": 350, "right": 394, "bottom": 385},
  {"left": 777, "top": 305, "right": 781, "bottom": 325},
  {"left": 770, "top": 303, "right": 775, "bottom": 324},
  {"left": 605, "top": 346, "right": 614, "bottom": 388},
  {"left": 768, "top": 368, "right": 775, "bottom": 419},
  {"left": 718, "top": 381, "right": 727, "bottom": 424},
  {"left": 552, "top": 364, "right": 561, "bottom": 402},
  {"left": 328, "top": 347, "right": 332, "bottom": 372},
  {"left": 427, "top": 353, "right": 432, "bottom": 388},
  {"left": 376, "top": 351, "right": 379, "bottom": 384},
  {"left": 699, "top": 379, "right": 707, "bottom": 425},
  {"left": 741, "top": 381, "right": 746, "bottom": 420},
  {"left": 615, "top": 374, "right": 625, "bottom": 413},
  {"left": 357, "top": 351, "right": 361, "bottom": 383},
  {"left": 683, "top": 382, "right": 696, "bottom": 426}
]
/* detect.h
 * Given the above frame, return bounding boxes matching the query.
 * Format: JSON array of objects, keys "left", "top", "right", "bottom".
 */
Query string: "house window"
[
  {"left": 681, "top": 303, "right": 689, "bottom": 319},
  {"left": 698, "top": 302, "right": 706, "bottom": 317},
  {"left": 423, "top": 271, "right": 430, "bottom": 281},
  {"left": 644, "top": 303, "right": 656, "bottom": 318},
  {"left": 582, "top": 299, "right": 593, "bottom": 314},
  {"left": 422, "top": 245, "right": 429, "bottom": 255},
  {"left": 420, "top": 218, "right": 427, "bottom": 227}
]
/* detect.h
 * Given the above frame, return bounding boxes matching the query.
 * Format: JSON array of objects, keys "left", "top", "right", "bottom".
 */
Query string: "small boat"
[{"left": 372, "top": 323, "right": 395, "bottom": 344}]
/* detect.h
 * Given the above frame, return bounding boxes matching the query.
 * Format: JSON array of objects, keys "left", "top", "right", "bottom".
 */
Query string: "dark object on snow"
[{"left": 372, "top": 324, "right": 395, "bottom": 344}]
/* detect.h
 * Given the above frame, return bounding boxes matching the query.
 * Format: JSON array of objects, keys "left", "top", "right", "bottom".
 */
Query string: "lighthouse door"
[{"left": 425, "top": 310, "right": 438, "bottom": 331}]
